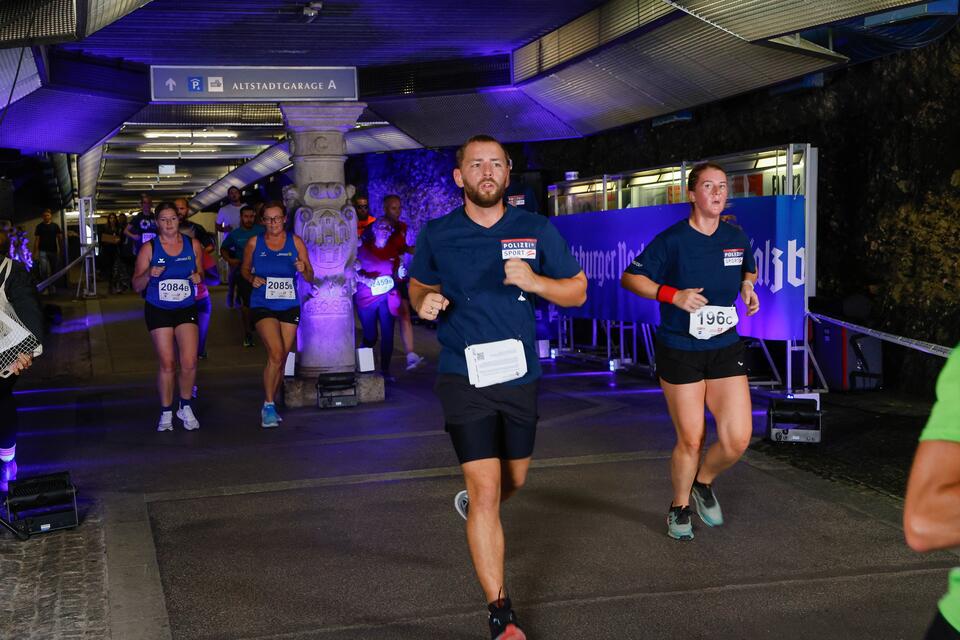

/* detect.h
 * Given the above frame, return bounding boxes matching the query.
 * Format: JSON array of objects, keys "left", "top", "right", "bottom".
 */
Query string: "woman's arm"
[{"left": 131, "top": 242, "right": 154, "bottom": 293}]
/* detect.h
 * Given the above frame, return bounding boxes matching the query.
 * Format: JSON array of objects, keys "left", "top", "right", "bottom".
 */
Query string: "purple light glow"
[
  {"left": 541, "top": 371, "right": 617, "bottom": 379},
  {"left": 14, "top": 383, "right": 145, "bottom": 395},
  {"left": 17, "top": 399, "right": 141, "bottom": 412}
]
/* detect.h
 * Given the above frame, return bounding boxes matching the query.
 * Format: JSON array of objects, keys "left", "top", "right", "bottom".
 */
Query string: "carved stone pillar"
[{"left": 278, "top": 102, "right": 375, "bottom": 406}]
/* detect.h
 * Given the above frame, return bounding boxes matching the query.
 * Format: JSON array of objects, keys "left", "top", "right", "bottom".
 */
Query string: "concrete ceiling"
[{"left": 0, "top": 0, "right": 944, "bottom": 213}]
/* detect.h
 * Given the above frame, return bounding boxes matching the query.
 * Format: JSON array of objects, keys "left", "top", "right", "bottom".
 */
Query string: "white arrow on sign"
[{"left": 165, "top": 78, "right": 176, "bottom": 91}]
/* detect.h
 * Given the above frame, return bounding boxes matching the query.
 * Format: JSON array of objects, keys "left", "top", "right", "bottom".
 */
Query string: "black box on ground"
[
  {"left": 767, "top": 398, "right": 822, "bottom": 444},
  {"left": 5, "top": 471, "right": 79, "bottom": 535},
  {"left": 317, "top": 372, "right": 358, "bottom": 409}
]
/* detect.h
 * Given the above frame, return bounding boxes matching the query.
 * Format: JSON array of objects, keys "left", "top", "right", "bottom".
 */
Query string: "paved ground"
[{"left": 2, "top": 287, "right": 955, "bottom": 639}]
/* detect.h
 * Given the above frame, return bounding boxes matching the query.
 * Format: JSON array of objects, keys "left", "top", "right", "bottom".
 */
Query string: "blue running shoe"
[
  {"left": 667, "top": 505, "right": 694, "bottom": 541},
  {"left": 691, "top": 480, "right": 724, "bottom": 527},
  {"left": 261, "top": 403, "right": 280, "bottom": 428}
]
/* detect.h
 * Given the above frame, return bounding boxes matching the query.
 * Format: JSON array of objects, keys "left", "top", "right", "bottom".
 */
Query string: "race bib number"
[
  {"left": 265, "top": 277, "right": 296, "bottom": 300},
  {"left": 465, "top": 338, "right": 527, "bottom": 388},
  {"left": 689, "top": 305, "right": 738, "bottom": 340},
  {"left": 141, "top": 232, "right": 156, "bottom": 244},
  {"left": 369, "top": 275, "right": 394, "bottom": 296},
  {"left": 158, "top": 279, "right": 192, "bottom": 303}
]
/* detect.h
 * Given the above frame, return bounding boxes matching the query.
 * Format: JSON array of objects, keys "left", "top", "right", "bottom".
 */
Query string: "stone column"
[{"left": 278, "top": 102, "right": 378, "bottom": 406}]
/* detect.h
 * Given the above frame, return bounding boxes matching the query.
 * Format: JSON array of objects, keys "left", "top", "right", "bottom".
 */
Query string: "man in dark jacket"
[{"left": 0, "top": 230, "right": 43, "bottom": 491}]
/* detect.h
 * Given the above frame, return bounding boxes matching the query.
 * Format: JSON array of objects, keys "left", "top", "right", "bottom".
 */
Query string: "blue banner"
[{"left": 552, "top": 195, "right": 807, "bottom": 340}]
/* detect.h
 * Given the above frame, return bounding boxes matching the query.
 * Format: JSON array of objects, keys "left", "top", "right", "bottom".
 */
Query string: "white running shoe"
[
  {"left": 157, "top": 411, "right": 174, "bottom": 432},
  {"left": 177, "top": 405, "right": 200, "bottom": 431},
  {"left": 454, "top": 490, "right": 469, "bottom": 521},
  {"left": 406, "top": 352, "right": 425, "bottom": 371}
]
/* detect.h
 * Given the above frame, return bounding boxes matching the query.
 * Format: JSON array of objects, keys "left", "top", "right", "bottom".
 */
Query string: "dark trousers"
[
  {"left": 358, "top": 298, "right": 395, "bottom": 375},
  {"left": 0, "top": 374, "right": 18, "bottom": 450},
  {"left": 926, "top": 610, "right": 960, "bottom": 639}
]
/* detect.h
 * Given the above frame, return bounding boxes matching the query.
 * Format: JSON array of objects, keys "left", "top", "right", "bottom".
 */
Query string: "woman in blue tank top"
[
  {"left": 132, "top": 202, "right": 204, "bottom": 433},
  {"left": 240, "top": 201, "right": 313, "bottom": 428}
]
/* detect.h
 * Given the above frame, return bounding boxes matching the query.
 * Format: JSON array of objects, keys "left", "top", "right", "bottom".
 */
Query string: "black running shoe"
[{"left": 488, "top": 598, "right": 526, "bottom": 640}]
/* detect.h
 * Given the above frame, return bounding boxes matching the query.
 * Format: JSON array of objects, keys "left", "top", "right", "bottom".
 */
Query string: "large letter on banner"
[{"left": 551, "top": 195, "right": 806, "bottom": 341}]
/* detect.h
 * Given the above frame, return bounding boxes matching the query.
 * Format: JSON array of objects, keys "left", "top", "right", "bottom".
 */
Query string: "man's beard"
[{"left": 463, "top": 179, "right": 506, "bottom": 208}]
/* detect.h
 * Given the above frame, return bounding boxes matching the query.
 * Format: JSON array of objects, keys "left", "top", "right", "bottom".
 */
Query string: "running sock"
[
  {"left": 0, "top": 445, "right": 15, "bottom": 462},
  {"left": 263, "top": 402, "right": 275, "bottom": 408},
  {"left": 161, "top": 404, "right": 174, "bottom": 413},
  {"left": 179, "top": 398, "right": 191, "bottom": 409},
  {"left": 693, "top": 479, "right": 711, "bottom": 489}
]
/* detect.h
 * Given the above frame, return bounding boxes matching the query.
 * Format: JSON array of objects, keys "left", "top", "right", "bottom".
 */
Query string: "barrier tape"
[
  {"left": 35, "top": 245, "right": 95, "bottom": 292},
  {"left": 809, "top": 312, "right": 952, "bottom": 359}
]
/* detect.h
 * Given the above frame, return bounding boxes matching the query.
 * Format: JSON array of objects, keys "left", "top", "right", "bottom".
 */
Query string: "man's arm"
[{"left": 903, "top": 439, "right": 960, "bottom": 552}]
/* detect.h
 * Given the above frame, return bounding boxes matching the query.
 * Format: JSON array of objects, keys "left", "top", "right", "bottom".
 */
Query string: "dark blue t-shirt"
[
  {"left": 411, "top": 205, "right": 582, "bottom": 384},
  {"left": 625, "top": 218, "right": 756, "bottom": 351}
]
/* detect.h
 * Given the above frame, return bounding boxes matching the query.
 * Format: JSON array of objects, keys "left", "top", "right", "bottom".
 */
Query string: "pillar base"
[{"left": 283, "top": 372, "right": 385, "bottom": 408}]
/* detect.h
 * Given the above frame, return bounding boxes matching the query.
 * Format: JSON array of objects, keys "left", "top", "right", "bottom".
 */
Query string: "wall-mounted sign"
[
  {"left": 150, "top": 66, "right": 358, "bottom": 102},
  {"left": 158, "top": 164, "right": 176, "bottom": 175}
]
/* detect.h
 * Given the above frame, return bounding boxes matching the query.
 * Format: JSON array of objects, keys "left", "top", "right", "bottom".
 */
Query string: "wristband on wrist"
[
  {"left": 741, "top": 280, "right": 755, "bottom": 289},
  {"left": 656, "top": 284, "right": 679, "bottom": 304}
]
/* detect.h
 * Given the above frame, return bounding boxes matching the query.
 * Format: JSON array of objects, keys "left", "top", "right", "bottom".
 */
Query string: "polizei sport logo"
[{"left": 501, "top": 238, "right": 537, "bottom": 260}]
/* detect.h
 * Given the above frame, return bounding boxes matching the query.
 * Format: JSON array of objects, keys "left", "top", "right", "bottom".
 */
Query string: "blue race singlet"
[
  {"left": 145, "top": 234, "right": 197, "bottom": 309},
  {"left": 250, "top": 233, "right": 300, "bottom": 310}
]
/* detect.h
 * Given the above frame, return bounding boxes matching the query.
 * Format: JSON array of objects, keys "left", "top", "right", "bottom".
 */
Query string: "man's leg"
[{"left": 462, "top": 457, "right": 508, "bottom": 604}]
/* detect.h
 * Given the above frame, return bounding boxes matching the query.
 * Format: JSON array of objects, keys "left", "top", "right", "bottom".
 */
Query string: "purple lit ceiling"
[{"left": 57, "top": 0, "right": 610, "bottom": 67}]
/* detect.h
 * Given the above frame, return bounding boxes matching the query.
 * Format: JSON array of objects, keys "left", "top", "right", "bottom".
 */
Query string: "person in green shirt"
[{"left": 905, "top": 344, "right": 960, "bottom": 639}]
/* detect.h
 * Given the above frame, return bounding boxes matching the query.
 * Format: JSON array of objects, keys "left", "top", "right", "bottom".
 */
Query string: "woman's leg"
[
  {"left": 378, "top": 299, "right": 396, "bottom": 375},
  {"left": 149, "top": 328, "right": 177, "bottom": 408},
  {"left": 660, "top": 378, "right": 708, "bottom": 507},
  {"left": 173, "top": 322, "right": 199, "bottom": 402},
  {"left": 700, "top": 375, "right": 753, "bottom": 483},
  {"left": 255, "top": 317, "right": 285, "bottom": 403},
  {"left": 196, "top": 298, "right": 211, "bottom": 355}
]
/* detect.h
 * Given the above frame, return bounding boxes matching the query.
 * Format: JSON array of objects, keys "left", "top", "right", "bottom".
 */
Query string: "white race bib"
[
  {"left": 689, "top": 305, "right": 738, "bottom": 340},
  {"left": 158, "top": 279, "right": 192, "bottom": 303},
  {"left": 465, "top": 338, "right": 527, "bottom": 388},
  {"left": 369, "top": 275, "right": 395, "bottom": 296},
  {"left": 265, "top": 277, "right": 296, "bottom": 300}
]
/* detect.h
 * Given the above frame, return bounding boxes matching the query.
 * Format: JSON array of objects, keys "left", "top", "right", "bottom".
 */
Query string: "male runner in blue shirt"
[{"left": 410, "top": 135, "right": 587, "bottom": 640}]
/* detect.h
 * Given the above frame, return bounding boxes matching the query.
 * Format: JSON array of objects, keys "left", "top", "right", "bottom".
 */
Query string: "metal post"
[{"left": 78, "top": 197, "right": 97, "bottom": 298}]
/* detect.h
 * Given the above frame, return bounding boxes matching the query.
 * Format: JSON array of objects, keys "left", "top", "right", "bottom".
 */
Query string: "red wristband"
[{"left": 656, "top": 285, "right": 679, "bottom": 304}]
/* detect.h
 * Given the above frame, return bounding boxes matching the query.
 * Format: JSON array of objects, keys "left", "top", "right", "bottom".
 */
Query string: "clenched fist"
[
  {"left": 503, "top": 258, "right": 540, "bottom": 293},
  {"left": 417, "top": 291, "right": 450, "bottom": 321}
]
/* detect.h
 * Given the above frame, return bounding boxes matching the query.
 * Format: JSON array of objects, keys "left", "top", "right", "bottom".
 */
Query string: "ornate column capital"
[{"left": 279, "top": 101, "right": 368, "bottom": 134}]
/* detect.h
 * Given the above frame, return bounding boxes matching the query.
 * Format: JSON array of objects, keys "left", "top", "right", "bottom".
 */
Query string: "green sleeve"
[{"left": 919, "top": 345, "right": 960, "bottom": 443}]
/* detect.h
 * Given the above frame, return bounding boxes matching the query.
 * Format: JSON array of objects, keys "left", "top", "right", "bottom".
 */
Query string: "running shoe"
[
  {"left": 177, "top": 405, "right": 200, "bottom": 431},
  {"left": 454, "top": 490, "right": 469, "bottom": 521},
  {"left": 667, "top": 505, "right": 694, "bottom": 541},
  {"left": 489, "top": 598, "right": 526, "bottom": 640},
  {"left": 243, "top": 333, "right": 255, "bottom": 348},
  {"left": 261, "top": 403, "right": 280, "bottom": 428},
  {"left": 405, "top": 352, "right": 425, "bottom": 371},
  {"left": 157, "top": 410, "right": 174, "bottom": 432},
  {"left": 691, "top": 480, "right": 723, "bottom": 526}
]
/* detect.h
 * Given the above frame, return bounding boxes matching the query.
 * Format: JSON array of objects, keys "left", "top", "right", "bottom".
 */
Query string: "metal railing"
[
  {"left": 34, "top": 245, "right": 95, "bottom": 293},
  {"left": 809, "top": 313, "right": 953, "bottom": 359}
]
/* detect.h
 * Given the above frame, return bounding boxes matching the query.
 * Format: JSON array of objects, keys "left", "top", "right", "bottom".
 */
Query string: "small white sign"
[
  {"left": 356, "top": 347, "right": 375, "bottom": 372},
  {"left": 207, "top": 76, "right": 224, "bottom": 92},
  {"left": 158, "top": 164, "right": 176, "bottom": 175}
]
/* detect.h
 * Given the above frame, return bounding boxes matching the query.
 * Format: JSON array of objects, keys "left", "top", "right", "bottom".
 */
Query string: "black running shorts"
[
  {"left": 655, "top": 339, "right": 747, "bottom": 385},
  {"left": 144, "top": 302, "right": 198, "bottom": 331},
  {"left": 434, "top": 374, "right": 539, "bottom": 464},
  {"left": 250, "top": 306, "right": 301, "bottom": 326}
]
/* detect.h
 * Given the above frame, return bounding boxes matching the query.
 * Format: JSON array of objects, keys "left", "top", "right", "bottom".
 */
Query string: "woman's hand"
[
  {"left": 251, "top": 276, "right": 266, "bottom": 288},
  {"left": 149, "top": 265, "right": 166, "bottom": 278}
]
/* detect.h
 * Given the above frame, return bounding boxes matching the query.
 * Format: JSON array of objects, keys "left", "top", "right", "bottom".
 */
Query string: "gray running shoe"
[
  {"left": 454, "top": 490, "right": 469, "bottom": 521},
  {"left": 157, "top": 410, "right": 174, "bottom": 432},
  {"left": 691, "top": 481, "right": 723, "bottom": 527},
  {"left": 667, "top": 505, "right": 694, "bottom": 541}
]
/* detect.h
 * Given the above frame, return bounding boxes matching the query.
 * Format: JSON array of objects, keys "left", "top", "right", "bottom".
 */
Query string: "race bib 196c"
[
  {"left": 689, "top": 305, "right": 738, "bottom": 340},
  {"left": 265, "top": 277, "right": 296, "bottom": 300},
  {"left": 158, "top": 279, "right": 192, "bottom": 303}
]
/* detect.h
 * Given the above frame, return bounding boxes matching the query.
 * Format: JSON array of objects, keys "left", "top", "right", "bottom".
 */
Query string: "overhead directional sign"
[{"left": 150, "top": 66, "right": 358, "bottom": 102}]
